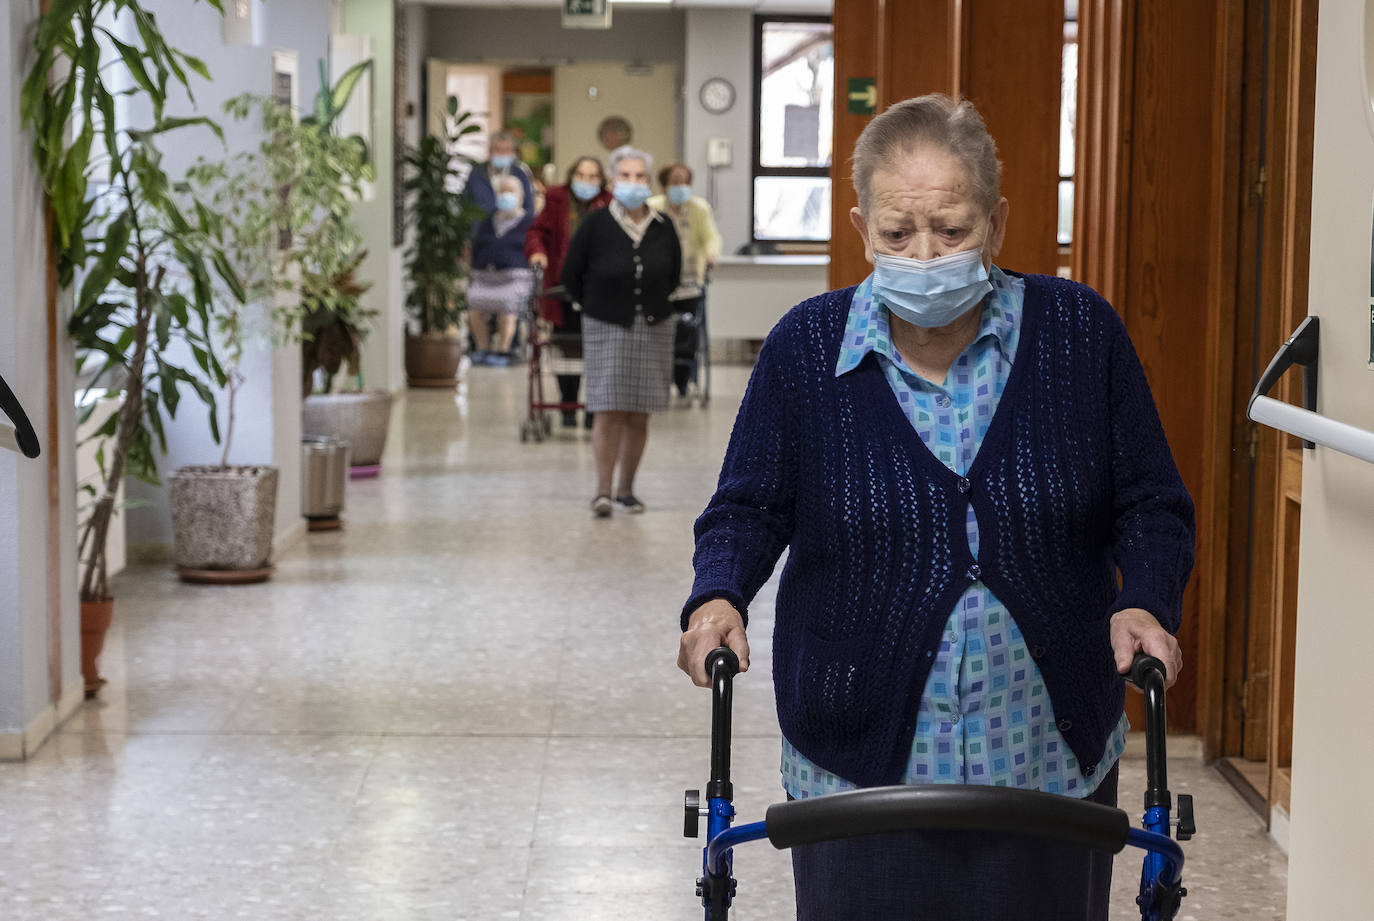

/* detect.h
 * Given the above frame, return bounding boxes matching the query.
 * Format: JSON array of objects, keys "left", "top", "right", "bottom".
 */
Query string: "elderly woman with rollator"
[{"left": 678, "top": 94, "right": 1195, "bottom": 921}]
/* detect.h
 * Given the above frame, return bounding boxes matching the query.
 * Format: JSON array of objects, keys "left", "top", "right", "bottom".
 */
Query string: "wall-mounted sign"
[
  {"left": 564, "top": 0, "right": 612, "bottom": 30},
  {"left": 847, "top": 77, "right": 877, "bottom": 115}
]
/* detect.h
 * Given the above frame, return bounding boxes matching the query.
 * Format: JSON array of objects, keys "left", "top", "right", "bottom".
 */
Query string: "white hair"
[
  {"left": 607, "top": 145, "right": 653, "bottom": 178},
  {"left": 495, "top": 174, "right": 523, "bottom": 195},
  {"left": 851, "top": 94, "right": 1002, "bottom": 216}
]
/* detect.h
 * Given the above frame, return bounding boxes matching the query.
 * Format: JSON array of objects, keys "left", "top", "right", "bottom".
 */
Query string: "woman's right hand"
[
  {"left": 678, "top": 599, "right": 750, "bottom": 687},
  {"left": 529, "top": 252, "right": 548, "bottom": 270}
]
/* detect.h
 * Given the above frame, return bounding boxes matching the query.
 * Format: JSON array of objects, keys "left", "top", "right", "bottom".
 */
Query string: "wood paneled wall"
[
  {"left": 1075, "top": 1, "right": 1251, "bottom": 734},
  {"left": 829, "top": 1, "right": 1062, "bottom": 289}
]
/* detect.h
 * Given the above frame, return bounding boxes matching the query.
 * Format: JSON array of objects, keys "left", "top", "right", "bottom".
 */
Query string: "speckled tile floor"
[{"left": 0, "top": 363, "right": 1288, "bottom": 920}]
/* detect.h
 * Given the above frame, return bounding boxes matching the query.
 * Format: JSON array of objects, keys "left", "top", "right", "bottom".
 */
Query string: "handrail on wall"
[
  {"left": 1247, "top": 316, "right": 1374, "bottom": 465},
  {"left": 0, "top": 372, "right": 41, "bottom": 459}
]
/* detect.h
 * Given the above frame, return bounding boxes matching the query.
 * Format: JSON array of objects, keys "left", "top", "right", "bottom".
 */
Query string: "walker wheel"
[
  {"left": 520, "top": 423, "right": 530, "bottom": 443},
  {"left": 541, "top": 413, "right": 552, "bottom": 436}
]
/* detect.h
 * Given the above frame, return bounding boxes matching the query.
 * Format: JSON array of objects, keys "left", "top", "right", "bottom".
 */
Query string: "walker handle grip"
[
  {"left": 1128, "top": 652, "right": 1167, "bottom": 689},
  {"left": 1127, "top": 652, "right": 1171, "bottom": 810},
  {"left": 706, "top": 647, "right": 739, "bottom": 801}
]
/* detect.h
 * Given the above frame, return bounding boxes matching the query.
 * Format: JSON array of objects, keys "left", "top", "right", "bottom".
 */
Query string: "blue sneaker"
[
  {"left": 486, "top": 352, "right": 510, "bottom": 368},
  {"left": 469, "top": 350, "right": 490, "bottom": 366}
]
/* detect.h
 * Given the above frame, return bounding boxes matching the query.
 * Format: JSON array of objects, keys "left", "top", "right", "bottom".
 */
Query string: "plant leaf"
[{"left": 76, "top": 211, "right": 131, "bottom": 315}]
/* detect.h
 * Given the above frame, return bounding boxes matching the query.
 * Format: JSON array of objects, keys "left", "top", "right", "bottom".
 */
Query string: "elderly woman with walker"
[
  {"left": 562, "top": 145, "right": 682, "bottom": 518},
  {"left": 678, "top": 94, "right": 1196, "bottom": 921}
]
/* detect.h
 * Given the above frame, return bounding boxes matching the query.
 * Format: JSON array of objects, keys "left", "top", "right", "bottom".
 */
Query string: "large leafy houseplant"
[
  {"left": 401, "top": 95, "right": 484, "bottom": 387},
  {"left": 187, "top": 60, "right": 376, "bottom": 417},
  {"left": 295, "top": 59, "right": 377, "bottom": 397},
  {"left": 404, "top": 95, "right": 483, "bottom": 336},
  {"left": 24, "top": 0, "right": 242, "bottom": 610}
]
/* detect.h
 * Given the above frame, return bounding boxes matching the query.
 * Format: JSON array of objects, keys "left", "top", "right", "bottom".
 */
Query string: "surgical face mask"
[
  {"left": 571, "top": 179, "right": 601, "bottom": 201},
  {"left": 495, "top": 191, "right": 520, "bottom": 213},
  {"left": 667, "top": 184, "right": 691, "bottom": 206},
  {"left": 871, "top": 247, "right": 993, "bottom": 329},
  {"left": 490, "top": 154, "right": 515, "bottom": 171},
  {"left": 613, "top": 181, "right": 651, "bottom": 210}
]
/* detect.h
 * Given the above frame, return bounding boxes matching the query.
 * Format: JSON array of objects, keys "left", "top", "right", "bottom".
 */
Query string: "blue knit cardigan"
[{"left": 683, "top": 273, "right": 1196, "bottom": 788}]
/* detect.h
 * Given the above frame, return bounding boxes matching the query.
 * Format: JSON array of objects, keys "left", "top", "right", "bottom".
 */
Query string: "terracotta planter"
[
  {"left": 405, "top": 333, "right": 464, "bottom": 388},
  {"left": 169, "top": 465, "right": 278, "bottom": 583},
  {"left": 302, "top": 391, "right": 393, "bottom": 472},
  {"left": 81, "top": 598, "right": 113, "bottom": 697}
]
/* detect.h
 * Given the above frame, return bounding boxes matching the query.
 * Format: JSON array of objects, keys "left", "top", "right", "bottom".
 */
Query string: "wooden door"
[
  {"left": 1211, "top": 0, "right": 1315, "bottom": 821},
  {"left": 829, "top": 0, "right": 1062, "bottom": 289}
]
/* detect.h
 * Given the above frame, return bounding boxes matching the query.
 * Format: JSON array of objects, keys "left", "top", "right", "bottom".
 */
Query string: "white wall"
[
  {"left": 552, "top": 60, "right": 681, "bottom": 177},
  {"left": 121, "top": 0, "right": 334, "bottom": 549},
  {"left": 0, "top": 0, "right": 82, "bottom": 751},
  {"left": 424, "top": 7, "right": 686, "bottom": 69},
  {"left": 1285, "top": 0, "right": 1374, "bottom": 914},
  {"left": 683, "top": 8, "right": 755, "bottom": 255},
  {"left": 344, "top": 0, "right": 405, "bottom": 395}
]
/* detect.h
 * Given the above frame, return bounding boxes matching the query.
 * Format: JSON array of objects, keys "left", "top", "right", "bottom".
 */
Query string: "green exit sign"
[
  {"left": 847, "top": 77, "right": 877, "bottom": 115},
  {"left": 563, "top": 0, "right": 611, "bottom": 29}
]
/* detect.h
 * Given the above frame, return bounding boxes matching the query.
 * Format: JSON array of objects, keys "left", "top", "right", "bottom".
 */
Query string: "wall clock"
[{"left": 699, "top": 77, "right": 736, "bottom": 115}]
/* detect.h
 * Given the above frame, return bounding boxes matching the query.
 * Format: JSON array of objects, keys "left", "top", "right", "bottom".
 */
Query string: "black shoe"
[
  {"left": 615, "top": 494, "right": 645, "bottom": 514},
  {"left": 561, "top": 411, "right": 578, "bottom": 427},
  {"left": 583, "top": 412, "right": 595, "bottom": 429}
]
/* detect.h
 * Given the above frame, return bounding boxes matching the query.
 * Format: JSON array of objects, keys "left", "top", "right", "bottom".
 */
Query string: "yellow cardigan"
[{"left": 647, "top": 194, "right": 723, "bottom": 287}]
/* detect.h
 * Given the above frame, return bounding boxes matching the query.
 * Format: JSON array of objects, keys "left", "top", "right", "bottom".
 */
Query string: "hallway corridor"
[{"left": 1, "top": 365, "right": 1287, "bottom": 920}]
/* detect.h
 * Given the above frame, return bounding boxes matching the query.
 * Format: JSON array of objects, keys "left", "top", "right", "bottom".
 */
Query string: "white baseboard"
[
  {"left": 1269, "top": 803, "right": 1291, "bottom": 853},
  {"left": 275, "top": 518, "right": 308, "bottom": 554},
  {"left": 0, "top": 681, "right": 85, "bottom": 761}
]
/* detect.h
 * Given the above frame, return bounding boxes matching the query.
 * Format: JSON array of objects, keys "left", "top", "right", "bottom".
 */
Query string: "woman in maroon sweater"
[{"left": 525, "top": 156, "right": 612, "bottom": 427}]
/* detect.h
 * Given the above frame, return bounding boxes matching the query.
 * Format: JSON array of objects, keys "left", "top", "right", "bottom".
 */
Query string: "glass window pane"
[
  {"left": 1060, "top": 41, "right": 1078, "bottom": 177},
  {"left": 754, "top": 176, "right": 831, "bottom": 241},
  {"left": 1058, "top": 179, "right": 1074, "bottom": 246},
  {"left": 759, "top": 21, "right": 834, "bottom": 169}
]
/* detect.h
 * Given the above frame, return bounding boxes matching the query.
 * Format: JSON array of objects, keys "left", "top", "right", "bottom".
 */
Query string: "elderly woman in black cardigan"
[{"left": 562, "top": 145, "right": 682, "bottom": 518}]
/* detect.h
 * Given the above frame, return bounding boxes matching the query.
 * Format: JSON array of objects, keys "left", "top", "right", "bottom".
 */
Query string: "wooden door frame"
[{"left": 1199, "top": 0, "right": 1317, "bottom": 818}]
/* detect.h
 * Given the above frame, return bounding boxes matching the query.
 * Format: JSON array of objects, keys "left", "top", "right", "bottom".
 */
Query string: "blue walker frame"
[{"left": 684, "top": 648, "right": 1195, "bottom": 920}]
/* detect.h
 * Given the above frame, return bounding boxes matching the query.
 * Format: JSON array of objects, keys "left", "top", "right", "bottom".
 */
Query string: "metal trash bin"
[{"left": 301, "top": 436, "right": 349, "bottom": 528}]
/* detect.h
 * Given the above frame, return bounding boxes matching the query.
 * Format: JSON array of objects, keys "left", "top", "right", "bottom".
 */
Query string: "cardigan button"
[
  {"left": 966, "top": 564, "right": 981, "bottom": 581},
  {"left": 1057, "top": 718, "right": 1073, "bottom": 732},
  {"left": 1084, "top": 764, "right": 1097, "bottom": 777},
  {"left": 957, "top": 477, "right": 971, "bottom": 494},
  {"left": 1031, "top": 645, "right": 1046, "bottom": 659}
]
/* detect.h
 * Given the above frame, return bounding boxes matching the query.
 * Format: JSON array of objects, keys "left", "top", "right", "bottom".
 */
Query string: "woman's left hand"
[{"left": 1109, "top": 607, "right": 1182, "bottom": 689}]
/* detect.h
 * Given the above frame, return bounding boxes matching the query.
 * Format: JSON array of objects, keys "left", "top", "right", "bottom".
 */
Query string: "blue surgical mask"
[
  {"left": 490, "top": 154, "right": 514, "bottom": 171},
  {"left": 613, "top": 181, "right": 651, "bottom": 210},
  {"left": 871, "top": 248, "right": 993, "bottom": 328},
  {"left": 667, "top": 184, "right": 691, "bottom": 206},
  {"left": 495, "top": 191, "right": 520, "bottom": 213},
  {"left": 571, "top": 179, "right": 601, "bottom": 202}
]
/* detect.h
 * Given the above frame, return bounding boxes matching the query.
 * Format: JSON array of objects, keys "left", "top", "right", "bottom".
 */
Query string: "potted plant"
[
  {"left": 281, "top": 61, "right": 394, "bottom": 477},
  {"left": 24, "top": 0, "right": 240, "bottom": 692},
  {"left": 168, "top": 100, "right": 310, "bottom": 583},
  {"left": 402, "top": 95, "right": 485, "bottom": 387}
]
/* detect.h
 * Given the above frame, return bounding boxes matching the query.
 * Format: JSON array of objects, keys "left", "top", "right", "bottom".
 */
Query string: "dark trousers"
[
  {"left": 672, "top": 295, "right": 704, "bottom": 394},
  {"left": 552, "top": 309, "right": 583, "bottom": 408},
  {"left": 791, "top": 764, "right": 1119, "bottom": 921}
]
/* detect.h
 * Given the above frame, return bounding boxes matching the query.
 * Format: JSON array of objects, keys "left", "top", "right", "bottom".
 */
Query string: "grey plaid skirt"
[{"left": 583, "top": 314, "right": 675, "bottom": 413}]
